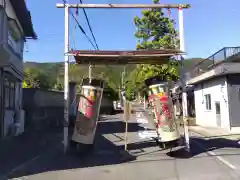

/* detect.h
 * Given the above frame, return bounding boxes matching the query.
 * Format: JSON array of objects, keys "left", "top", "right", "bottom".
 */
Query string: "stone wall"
[
  {"left": 23, "top": 88, "right": 64, "bottom": 131},
  {"left": 22, "top": 87, "right": 114, "bottom": 130}
]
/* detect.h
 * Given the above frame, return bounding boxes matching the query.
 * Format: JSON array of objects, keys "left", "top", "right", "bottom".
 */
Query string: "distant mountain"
[
  {"left": 24, "top": 58, "right": 207, "bottom": 74},
  {"left": 182, "top": 58, "right": 209, "bottom": 72},
  {"left": 23, "top": 58, "right": 208, "bottom": 90},
  {"left": 24, "top": 61, "right": 136, "bottom": 90}
]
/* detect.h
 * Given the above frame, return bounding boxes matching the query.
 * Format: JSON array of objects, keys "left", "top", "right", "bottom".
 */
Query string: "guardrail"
[{"left": 187, "top": 47, "right": 240, "bottom": 79}]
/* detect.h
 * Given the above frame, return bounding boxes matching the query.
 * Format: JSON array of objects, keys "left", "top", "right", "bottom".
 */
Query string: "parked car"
[
  {"left": 113, "top": 101, "right": 122, "bottom": 110},
  {"left": 100, "top": 91, "right": 115, "bottom": 115}
]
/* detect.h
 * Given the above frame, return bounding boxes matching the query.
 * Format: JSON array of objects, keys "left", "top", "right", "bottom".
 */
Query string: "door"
[
  {"left": 0, "top": 96, "right": 3, "bottom": 137},
  {"left": 0, "top": 70, "right": 3, "bottom": 137},
  {"left": 215, "top": 101, "right": 221, "bottom": 127},
  {"left": 228, "top": 85, "right": 240, "bottom": 127}
]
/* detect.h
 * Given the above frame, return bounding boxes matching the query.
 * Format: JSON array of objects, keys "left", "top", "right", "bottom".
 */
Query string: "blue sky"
[{"left": 24, "top": 0, "right": 240, "bottom": 62}]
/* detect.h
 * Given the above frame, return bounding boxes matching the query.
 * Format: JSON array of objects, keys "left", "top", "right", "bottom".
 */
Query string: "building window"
[
  {"left": 204, "top": 94, "right": 212, "bottom": 110},
  {"left": 4, "top": 77, "right": 15, "bottom": 109},
  {"left": 7, "top": 18, "right": 24, "bottom": 55},
  {"left": 215, "top": 102, "right": 221, "bottom": 114},
  {"left": 8, "top": 19, "right": 22, "bottom": 41}
]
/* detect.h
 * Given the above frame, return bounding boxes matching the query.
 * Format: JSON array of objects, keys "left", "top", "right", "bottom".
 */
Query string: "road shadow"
[
  {"left": 0, "top": 128, "right": 62, "bottom": 179},
  {"left": 97, "top": 120, "right": 146, "bottom": 134},
  {"left": 167, "top": 136, "right": 240, "bottom": 159},
  {"left": 118, "top": 140, "right": 158, "bottom": 151},
  {"left": 7, "top": 120, "right": 152, "bottom": 179}
]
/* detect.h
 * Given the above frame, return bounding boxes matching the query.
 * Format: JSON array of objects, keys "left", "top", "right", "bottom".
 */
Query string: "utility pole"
[
  {"left": 178, "top": 7, "right": 190, "bottom": 152},
  {"left": 63, "top": 3, "right": 70, "bottom": 153}
]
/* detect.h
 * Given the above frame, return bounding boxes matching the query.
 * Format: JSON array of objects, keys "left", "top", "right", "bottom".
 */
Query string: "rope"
[{"left": 168, "top": 8, "right": 171, "bottom": 18}]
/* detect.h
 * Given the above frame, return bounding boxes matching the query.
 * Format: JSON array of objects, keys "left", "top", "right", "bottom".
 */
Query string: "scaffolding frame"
[{"left": 56, "top": 3, "right": 190, "bottom": 153}]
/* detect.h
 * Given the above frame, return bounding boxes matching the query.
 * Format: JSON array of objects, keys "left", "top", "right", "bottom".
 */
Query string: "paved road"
[
  {"left": 190, "top": 130, "right": 240, "bottom": 170},
  {"left": 3, "top": 111, "right": 240, "bottom": 180},
  {"left": 0, "top": 128, "right": 62, "bottom": 180}
]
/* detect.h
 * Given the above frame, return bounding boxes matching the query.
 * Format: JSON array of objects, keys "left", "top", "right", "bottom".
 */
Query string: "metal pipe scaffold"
[
  {"left": 56, "top": 2, "right": 190, "bottom": 153},
  {"left": 63, "top": 4, "right": 69, "bottom": 154},
  {"left": 88, "top": 64, "right": 92, "bottom": 80},
  {"left": 178, "top": 7, "right": 190, "bottom": 152},
  {"left": 56, "top": 3, "right": 190, "bottom": 9}
]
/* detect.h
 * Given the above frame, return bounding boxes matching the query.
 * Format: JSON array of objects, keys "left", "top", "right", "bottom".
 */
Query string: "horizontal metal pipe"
[{"left": 56, "top": 3, "right": 190, "bottom": 9}]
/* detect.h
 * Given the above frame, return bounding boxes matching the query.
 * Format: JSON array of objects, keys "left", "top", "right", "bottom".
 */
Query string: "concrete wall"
[
  {"left": 194, "top": 76, "right": 230, "bottom": 130},
  {"left": 22, "top": 87, "right": 115, "bottom": 131},
  {"left": 23, "top": 88, "right": 64, "bottom": 131}
]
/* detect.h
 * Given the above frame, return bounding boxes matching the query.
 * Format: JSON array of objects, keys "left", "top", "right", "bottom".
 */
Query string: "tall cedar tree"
[{"left": 125, "top": 0, "right": 180, "bottom": 99}]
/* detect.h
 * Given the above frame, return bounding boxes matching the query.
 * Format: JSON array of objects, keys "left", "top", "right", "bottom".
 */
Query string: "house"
[
  {"left": 0, "top": 0, "right": 36, "bottom": 137},
  {"left": 186, "top": 47, "right": 240, "bottom": 133}
]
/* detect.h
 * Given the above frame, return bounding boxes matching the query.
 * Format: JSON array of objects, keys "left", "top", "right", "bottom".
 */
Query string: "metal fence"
[{"left": 187, "top": 46, "right": 240, "bottom": 79}]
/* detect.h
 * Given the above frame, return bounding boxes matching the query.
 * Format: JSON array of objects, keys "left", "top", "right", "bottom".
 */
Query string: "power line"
[
  {"left": 62, "top": 0, "right": 97, "bottom": 50},
  {"left": 71, "top": 12, "right": 97, "bottom": 49},
  {"left": 79, "top": 0, "right": 99, "bottom": 50}
]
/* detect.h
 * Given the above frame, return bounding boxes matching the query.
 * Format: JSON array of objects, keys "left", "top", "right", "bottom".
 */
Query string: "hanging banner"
[
  {"left": 72, "top": 82, "right": 103, "bottom": 145},
  {"left": 150, "top": 85, "right": 180, "bottom": 143},
  {"left": 145, "top": 75, "right": 180, "bottom": 143}
]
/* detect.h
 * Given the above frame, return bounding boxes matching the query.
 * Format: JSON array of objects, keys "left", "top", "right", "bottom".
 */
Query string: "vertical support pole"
[
  {"left": 121, "top": 67, "right": 126, "bottom": 107},
  {"left": 143, "top": 95, "right": 146, "bottom": 109},
  {"left": 179, "top": 7, "right": 185, "bottom": 59},
  {"left": 121, "top": 72, "right": 124, "bottom": 89},
  {"left": 124, "top": 101, "right": 131, "bottom": 151},
  {"left": 178, "top": 7, "right": 190, "bottom": 152},
  {"left": 64, "top": 4, "right": 70, "bottom": 153},
  {"left": 124, "top": 101, "right": 128, "bottom": 151},
  {"left": 121, "top": 67, "right": 126, "bottom": 89},
  {"left": 89, "top": 64, "right": 92, "bottom": 80}
]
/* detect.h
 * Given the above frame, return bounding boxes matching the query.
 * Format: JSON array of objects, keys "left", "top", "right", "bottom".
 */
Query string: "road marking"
[
  {"left": 138, "top": 130, "right": 158, "bottom": 139},
  {"left": 192, "top": 137, "right": 237, "bottom": 170},
  {"left": 12, "top": 176, "right": 28, "bottom": 180},
  {"left": 207, "top": 151, "right": 237, "bottom": 169},
  {"left": 136, "top": 112, "right": 143, "bottom": 118},
  {"left": 136, "top": 118, "right": 148, "bottom": 124}
]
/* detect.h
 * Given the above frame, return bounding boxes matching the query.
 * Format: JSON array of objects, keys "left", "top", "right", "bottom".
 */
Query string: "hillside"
[
  {"left": 24, "top": 57, "right": 206, "bottom": 76},
  {"left": 24, "top": 62, "right": 136, "bottom": 90},
  {"left": 24, "top": 58, "right": 207, "bottom": 90}
]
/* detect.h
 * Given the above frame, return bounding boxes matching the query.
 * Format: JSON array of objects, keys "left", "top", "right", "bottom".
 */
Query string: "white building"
[
  {"left": 0, "top": 0, "right": 36, "bottom": 137},
  {"left": 186, "top": 47, "right": 240, "bottom": 133}
]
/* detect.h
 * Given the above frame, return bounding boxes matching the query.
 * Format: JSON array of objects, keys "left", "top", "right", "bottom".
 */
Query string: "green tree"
[
  {"left": 24, "top": 67, "right": 40, "bottom": 88},
  {"left": 24, "top": 67, "right": 54, "bottom": 89},
  {"left": 125, "top": 0, "right": 180, "bottom": 98}
]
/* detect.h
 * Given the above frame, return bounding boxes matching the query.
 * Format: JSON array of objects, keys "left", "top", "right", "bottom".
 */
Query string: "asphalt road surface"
[{"left": 3, "top": 110, "right": 240, "bottom": 180}]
